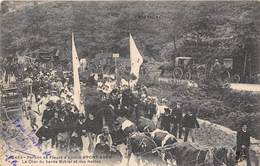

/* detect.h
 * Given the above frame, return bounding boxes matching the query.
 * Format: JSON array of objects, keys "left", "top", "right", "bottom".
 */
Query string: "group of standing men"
[{"left": 159, "top": 102, "right": 199, "bottom": 142}]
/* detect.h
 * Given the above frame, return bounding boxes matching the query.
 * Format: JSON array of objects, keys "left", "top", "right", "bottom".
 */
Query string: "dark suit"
[
  {"left": 121, "top": 89, "right": 132, "bottom": 108},
  {"left": 236, "top": 129, "right": 251, "bottom": 165},
  {"left": 42, "top": 109, "right": 54, "bottom": 124},
  {"left": 36, "top": 126, "right": 54, "bottom": 144},
  {"left": 161, "top": 113, "right": 173, "bottom": 133},
  {"left": 172, "top": 107, "right": 183, "bottom": 138},
  {"left": 237, "top": 130, "right": 250, "bottom": 148},
  {"left": 145, "top": 103, "right": 156, "bottom": 120},
  {"left": 182, "top": 114, "right": 199, "bottom": 142}
]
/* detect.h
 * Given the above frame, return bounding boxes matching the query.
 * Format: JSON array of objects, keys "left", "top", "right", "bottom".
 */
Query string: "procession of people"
[
  {"left": 1, "top": 61, "right": 203, "bottom": 162},
  {"left": 0, "top": 34, "right": 251, "bottom": 166}
]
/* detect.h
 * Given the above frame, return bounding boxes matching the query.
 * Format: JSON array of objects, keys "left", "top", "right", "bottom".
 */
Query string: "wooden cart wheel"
[
  {"left": 196, "top": 65, "right": 206, "bottom": 80},
  {"left": 184, "top": 71, "right": 192, "bottom": 80},
  {"left": 232, "top": 74, "right": 240, "bottom": 83},
  {"left": 172, "top": 67, "right": 183, "bottom": 80}
]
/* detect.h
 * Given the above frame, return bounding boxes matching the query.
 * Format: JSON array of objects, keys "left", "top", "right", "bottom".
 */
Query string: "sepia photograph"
[{"left": 0, "top": 0, "right": 260, "bottom": 166}]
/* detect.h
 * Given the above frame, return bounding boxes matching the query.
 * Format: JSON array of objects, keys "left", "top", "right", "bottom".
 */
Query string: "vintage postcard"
[{"left": 1, "top": 1, "right": 260, "bottom": 166}]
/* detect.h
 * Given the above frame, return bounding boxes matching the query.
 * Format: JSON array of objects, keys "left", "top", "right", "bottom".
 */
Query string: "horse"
[
  {"left": 163, "top": 142, "right": 237, "bottom": 166},
  {"left": 127, "top": 132, "right": 164, "bottom": 166},
  {"left": 150, "top": 129, "right": 178, "bottom": 147},
  {"left": 114, "top": 116, "right": 156, "bottom": 143},
  {"left": 158, "top": 64, "right": 174, "bottom": 77},
  {"left": 137, "top": 116, "right": 156, "bottom": 133},
  {"left": 109, "top": 116, "right": 156, "bottom": 163},
  {"left": 116, "top": 116, "right": 138, "bottom": 137},
  {"left": 141, "top": 128, "right": 178, "bottom": 165}
]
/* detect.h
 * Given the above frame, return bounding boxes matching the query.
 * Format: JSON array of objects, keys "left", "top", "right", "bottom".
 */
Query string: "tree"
[
  {"left": 232, "top": 13, "right": 258, "bottom": 83},
  {"left": 182, "top": 7, "right": 217, "bottom": 63}
]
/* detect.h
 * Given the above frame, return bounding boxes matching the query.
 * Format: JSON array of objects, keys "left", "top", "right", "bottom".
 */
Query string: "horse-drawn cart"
[
  {"left": 159, "top": 57, "right": 206, "bottom": 80},
  {"left": 159, "top": 57, "right": 241, "bottom": 83}
]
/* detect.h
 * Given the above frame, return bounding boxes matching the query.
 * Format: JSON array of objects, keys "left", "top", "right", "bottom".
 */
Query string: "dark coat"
[
  {"left": 75, "top": 120, "right": 88, "bottom": 136},
  {"left": 161, "top": 113, "right": 174, "bottom": 126},
  {"left": 109, "top": 95, "right": 120, "bottom": 109},
  {"left": 48, "top": 117, "right": 60, "bottom": 131},
  {"left": 136, "top": 101, "right": 146, "bottom": 117},
  {"left": 122, "top": 89, "right": 133, "bottom": 107},
  {"left": 65, "top": 111, "right": 79, "bottom": 130},
  {"left": 182, "top": 114, "right": 199, "bottom": 129},
  {"left": 85, "top": 117, "right": 101, "bottom": 134},
  {"left": 56, "top": 118, "right": 69, "bottom": 133},
  {"left": 48, "top": 117, "right": 69, "bottom": 134},
  {"left": 36, "top": 126, "right": 55, "bottom": 140},
  {"left": 110, "top": 129, "right": 126, "bottom": 145},
  {"left": 237, "top": 130, "right": 250, "bottom": 148},
  {"left": 173, "top": 107, "right": 183, "bottom": 124},
  {"left": 144, "top": 103, "right": 156, "bottom": 119},
  {"left": 42, "top": 109, "right": 54, "bottom": 124}
]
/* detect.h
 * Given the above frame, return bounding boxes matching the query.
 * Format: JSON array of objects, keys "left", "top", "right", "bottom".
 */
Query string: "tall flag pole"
[
  {"left": 129, "top": 34, "right": 143, "bottom": 87},
  {"left": 71, "top": 32, "right": 81, "bottom": 110}
]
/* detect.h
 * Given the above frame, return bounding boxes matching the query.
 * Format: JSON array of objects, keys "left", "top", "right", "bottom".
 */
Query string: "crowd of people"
[
  {"left": 0, "top": 56, "right": 251, "bottom": 165},
  {"left": 16, "top": 66, "right": 202, "bottom": 159},
  {"left": 15, "top": 67, "right": 124, "bottom": 162},
  {"left": 98, "top": 77, "right": 201, "bottom": 141}
]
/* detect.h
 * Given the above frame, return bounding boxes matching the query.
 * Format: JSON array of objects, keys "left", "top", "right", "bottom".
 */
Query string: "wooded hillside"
[{"left": 1, "top": 1, "right": 259, "bottom": 82}]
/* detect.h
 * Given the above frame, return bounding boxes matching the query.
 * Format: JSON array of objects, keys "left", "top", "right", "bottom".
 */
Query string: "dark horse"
[
  {"left": 113, "top": 117, "right": 165, "bottom": 166},
  {"left": 158, "top": 64, "right": 174, "bottom": 77},
  {"left": 163, "top": 142, "right": 237, "bottom": 166},
  {"left": 127, "top": 132, "right": 164, "bottom": 166},
  {"left": 112, "top": 116, "right": 158, "bottom": 145}
]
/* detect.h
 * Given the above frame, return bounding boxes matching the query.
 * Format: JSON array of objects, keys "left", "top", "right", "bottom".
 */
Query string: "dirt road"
[
  {"left": 158, "top": 77, "right": 260, "bottom": 92},
  {"left": 230, "top": 83, "right": 260, "bottom": 92}
]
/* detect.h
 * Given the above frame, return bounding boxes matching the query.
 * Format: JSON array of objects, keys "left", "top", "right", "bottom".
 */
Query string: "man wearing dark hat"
[
  {"left": 55, "top": 112, "right": 70, "bottom": 150},
  {"left": 172, "top": 102, "right": 183, "bottom": 138},
  {"left": 48, "top": 111, "right": 59, "bottom": 148},
  {"left": 144, "top": 98, "right": 156, "bottom": 120},
  {"left": 42, "top": 101, "right": 55, "bottom": 125},
  {"left": 71, "top": 113, "right": 87, "bottom": 151},
  {"left": 121, "top": 88, "right": 132, "bottom": 108},
  {"left": 109, "top": 89, "right": 121, "bottom": 110},
  {"left": 160, "top": 108, "right": 173, "bottom": 133},
  {"left": 85, "top": 112, "right": 99, "bottom": 152},
  {"left": 182, "top": 109, "right": 199, "bottom": 142},
  {"left": 32, "top": 77, "right": 40, "bottom": 101},
  {"left": 36, "top": 120, "right": 54, "bottom": 150},
  {"left": 236, "top": 124, "right": 251, "bottom": 165}
]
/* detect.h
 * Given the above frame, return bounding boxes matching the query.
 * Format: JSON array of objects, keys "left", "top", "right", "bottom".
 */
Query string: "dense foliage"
[{"left": 1, "top": 2, "right": 259, "bottom": 79}]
